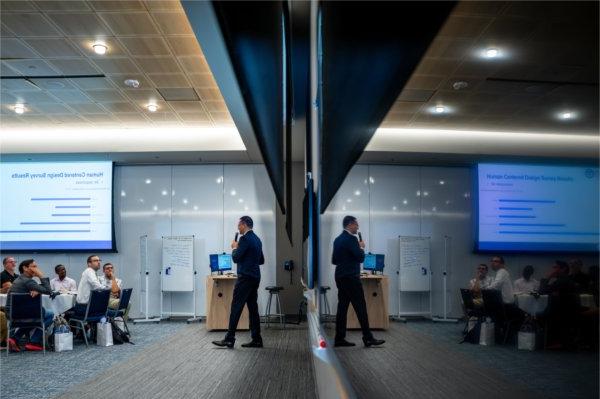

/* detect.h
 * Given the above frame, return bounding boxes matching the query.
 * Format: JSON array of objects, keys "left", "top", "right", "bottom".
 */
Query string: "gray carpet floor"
[
  {"left": 327, "top": 321, "right": 539, "bottom": 399},
  {"left": 407, "top": 320, "right": 599, "bottom": 399},
  {"left": 55, "top": 324, "right": 315, "bottom": 399},
  {"left": 0, "top": 320, "right": 188, "bottom": 399}
]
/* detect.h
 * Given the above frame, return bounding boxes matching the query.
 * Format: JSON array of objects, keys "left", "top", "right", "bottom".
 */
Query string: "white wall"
[
  {"left": 320, "top": 164, "right": 597, "bottom": 318},
  {"left": 5, "top": 164, "right": 276, "bottom": 319}
]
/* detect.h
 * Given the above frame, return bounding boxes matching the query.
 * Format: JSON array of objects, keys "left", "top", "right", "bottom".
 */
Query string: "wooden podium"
[
  {"left": 347, "top": 274, "right": 389, "bottom": 330},
  {"left": 206, "top": 275, "right": 249, "bottom": 331}
]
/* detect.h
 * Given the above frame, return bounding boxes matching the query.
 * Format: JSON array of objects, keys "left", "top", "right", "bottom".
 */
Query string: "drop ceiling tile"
[
  {"left": 397, "top": 89, "right": 435, "bottom": 102},
  {"left": 50, "top": 114, "right": 86, "bottom": 124},
  {"left": 135, "top": 56, "right": 181, "bottom": 74},
  {"left": 144, "top": 1, "right": 183, "bottom": 11},
  {"left": 99, "top": 102, "right": 138, "bottom": 112},
  {"left": 437, "top": 15, "right": 492, "bottom": 39},
  {"left": 0, "top": 1, "right": 37, "bottom": 12},
  {"left": 34, "top": 1, "right": 91, "bottom": 11},
  {"left": 72, "top": 37, "right": 128, "bottom": 57},
  {"left": 84, "top": 89, "right": 127, "bottom": 102},
  {"left": 135, "top": 99, "right": 167, "bottom": 110},
  {"left": 98, "top": 13, "right": 160, "bottom": 35},
  {"left": 439, "top": 76, "right": 483, "bottom": 92},
  {"left": 82, "top": 113, "right": 118, "bottom": 122},
  {"left": 118, "top": 37, "right": 171, "bottom": 56},
  {"left": 425, "top": 38, "right": 473, "bottom": 60},
  {"left": 1, "top": 24, "right": 15, "bottom": 38},
  {"left": 47, "top": 89, "right": 93, "bottom": 103},
  {"left": 0, "top": 38, "right": 38, "bottom": 58},
  {"left": 71, "top": 77, "right": 114, "bottom": 90},
  {"left": 168, "top": 101, "right": 204, "bottom": 112},
  {"left": 203, "top": 101, "right": 228, "bottom": 112},
  {"left": 67, "top": 103, "right": 107, "bottom": 114},
  {"left": 147, "top": 73, "right": 189, "bottom": 88},
  {"left": 121, "top": 88, "right": 161, "bottom": 101},
  {"left": 89, "top": 1, "right": 145, "bottom": 11},
  {"left": 29, "top": 78, "right": 77, "bottom": 90},
  {"left": 24, "top": 38, "right": 82, "bottom": 57},
  {"left": 429, "top": 89, "right": 469, "bottom": 104},
  {"left": 453, "top": 60, "right": 501, "bottom": 77},
  {"left": 145, "top": 111, "right": 179, "bottom": 122},
  {"left": 30, "top": 103, "right": 74, "bottom": 114},
  {"left": 91, "top": 57, "right": 140, "bottom": 74},
  {"left": 389, "top": 101, "right": 424, "bottom": 113},
  {"left": 195, "top": 88, "right": 223, "bottom": 102},
  {"left": 415, "top": 58, "right": 460, "bottom": 76},
  {"left": 479, "top": 17, "right": 540, "bottom": 42},
  {"left": 114, "top": 113, "right": 150, "bottom": 123},
  {"left": 178, "top": 112, "right": 210, "bottom": 122},
  {"left": 405, "top": 75, "right": 445, "bottom": 91},
  {"left": 3, "top": 59, "right": 60, "bottom": 76},
  {"left": 151, "top": 12, "right": 193, "bottom": 35},
  {"left": 1, "top": 79, "right": 40, "bottom": 91},
  {"left": 10, "top": 91, "right": 60, "bottom": 104},
  {"left": 177, "top": 56, "right": 210, "bottom": 74},
  {"left": 0, "top": 92, "right": 18, "bottom": 104},
  {"left": 166, "top": 36, "right": 202, "bottom": 56},
  {"left": 1, "top": 13, "right": 62, "bottom": 37},
  {"left": 209, "top": 111, "right": 232, "bottom": 122},
  {"left": 1, "top": 61, "right": 21, "bottom": 77},
  {"left": 47, "top": 13, "right": 112, "bottom": 37},
  {"left": 384, "top": 112, "right": 415, "bottom": 123},
  {"left": 17, "top": 114, "right": 55, "bottom": 123},
  {"left": 188, "top": 73, "right": 217, "bottom": 88},
  {"left": 453, "top": 1, "right": 506, "bottom": 16},
  {"left": 48, "top": 58, "right": 101, "bottom": 75}
]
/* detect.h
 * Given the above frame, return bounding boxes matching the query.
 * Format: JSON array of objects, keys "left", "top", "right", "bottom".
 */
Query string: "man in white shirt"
[
  {"left": 74, "top": 255, "right": 104, "bottom": 315},
  {"left": 513, "top": 265, "right": 539, "bottom": 295},
  {"left": 469, "top": 263, "right": 493, "bottom": 307},
  {"left": 489, "top": 256, "right": 515, "bottom": 304},
  {"left": 99, "top": 263, "right": 122, "bottom": 309},
  {"left": 50, "top": 264, "right": 77, "bottom": 292}
]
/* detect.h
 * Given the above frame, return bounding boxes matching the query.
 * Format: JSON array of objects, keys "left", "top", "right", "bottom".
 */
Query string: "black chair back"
[
  {"left": 8, "top": 293, "right": 42, "bottom": 323},
  {"left": 118, "top": 288, "right": 133, "bottom": 311},
  {"left": 460, "top": 288, "right": 475, "bottom": 310},
  {"left": 481, "top": 289, "right": 505, "bottom": 321},
  {"left": 85, "top": 289, "right": 111, "bottom": 320}
]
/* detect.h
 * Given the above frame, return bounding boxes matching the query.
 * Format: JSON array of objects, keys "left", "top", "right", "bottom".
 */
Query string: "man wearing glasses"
[
  {"left": 469, "top": 263, "right": 492, "bottom": 308},
  {"left": 74, "top": 255, "right": 104, "bottom": 315},
  {"left": 99, "top": 263, "right": 122, "bottom": 309}
]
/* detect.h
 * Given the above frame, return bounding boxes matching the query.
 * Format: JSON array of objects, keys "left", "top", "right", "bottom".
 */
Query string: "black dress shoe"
[
  {"left": 334, "top": 339, "right": 356, "bottom": 347},
  {"left": 212, "top": 339, "right": 234, "bottom": 348},
  {"left": 241, "top": 340, "right": 263, "bottom": 348},
  {"left": 363, "top": 337, "right": 385, "bottom": 347}
]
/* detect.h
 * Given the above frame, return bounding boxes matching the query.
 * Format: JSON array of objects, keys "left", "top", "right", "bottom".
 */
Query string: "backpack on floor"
[
  {"left": 110, "top": 320, "right": 132, "bottom": 345},
  {"left": 462, "top": 317, "right": 481, "bottom": 344}
]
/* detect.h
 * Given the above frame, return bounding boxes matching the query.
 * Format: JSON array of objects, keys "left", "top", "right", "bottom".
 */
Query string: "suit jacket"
[
  {"left": 232, "top": 230, "right": 265, "bottom": 279},
  {"left": 332, "top": 230, "right": 365, "bottom": 279}
]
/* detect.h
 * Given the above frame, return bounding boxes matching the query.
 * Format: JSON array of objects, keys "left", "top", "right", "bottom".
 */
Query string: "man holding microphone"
[
  {"left": 332, "top": 216, "right": 385, "bottom": 347},
  {"left": 213, "top": 216, "right": 264, "bottom": 349}
]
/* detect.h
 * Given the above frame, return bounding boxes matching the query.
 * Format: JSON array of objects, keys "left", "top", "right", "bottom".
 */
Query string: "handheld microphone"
[
  {"left": 234, "top": 232, "right": 239, "bottom": 242},
  {"left": 358, "top": 232, "right": 363, "bottom": 241}
]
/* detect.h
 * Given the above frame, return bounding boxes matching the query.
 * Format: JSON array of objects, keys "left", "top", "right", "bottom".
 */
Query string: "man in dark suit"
[
  {"left": 332, "top": 215, "right": 385, "bottom": 347},
  {"left": 213, "top": 216, "right": 265, "bottom": 348}
]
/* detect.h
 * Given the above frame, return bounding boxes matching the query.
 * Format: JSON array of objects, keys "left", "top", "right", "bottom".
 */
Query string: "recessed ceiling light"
[
  {"left": 145, "top": 178, "right": 152, "bottom": 184},
  {"left": 147, "top": 104, "right": 158, "bottom": 112},
  {"left": 452, "top": 81, "right": 468, "bottom": 90},
  {"left": 13, "top": 104, "right": 25, "bottom": 114},
  {"left": 485, "top": 48, "right": 499, "bottom": 58},
  {"left": 92, "top": 41, "right": 108, "bottom": 55},
  {"left": 124, "top": 79, "right": 140, "bottom": 88},
  {"left": 435, "top": 105, "right": 446, "bottom": 114},
  {"left": 560, "top": 111, "right": 573, "bottom": 120}
]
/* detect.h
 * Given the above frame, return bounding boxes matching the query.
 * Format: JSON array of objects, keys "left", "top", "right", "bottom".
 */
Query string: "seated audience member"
[
  {"left": 6, "top": 259, "right": 54, "bottom": 352},
  {"left": 469, "top": 263, "right": 492, "bottom": 307},
  {"left": 569, "top": 259, "right": 590, "bottom": 293},
  {"left": 1, "top": 257, "right": 18, "bottom": 294},
  {"left": 74, "top": 255, "right": 105, "bottom": 315},
  {"left": 488, "top": 256, "right": 515, "bottom": 304},
  {"left": 99, "top": 263, "right": 122, "bottom": 309},
  {"left": 50, "top": 264, "right": 77, "bottom": 292},
  {"left": 540, "top": 260, "right": 577, "bottom": 349},
  {"left": 0, "top": 310, "right": 6, "bottom": 349},
  {"left": 513, "top": 265, "right": 539, "bottom": 294}
]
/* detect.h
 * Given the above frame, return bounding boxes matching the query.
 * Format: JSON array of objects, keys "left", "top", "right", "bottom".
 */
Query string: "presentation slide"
[
  {"left": 477, "top": 163, "right": 599, "bottom": 252},
  {"left": 0, "top": 162, "right": 114, "bottom": 251}
]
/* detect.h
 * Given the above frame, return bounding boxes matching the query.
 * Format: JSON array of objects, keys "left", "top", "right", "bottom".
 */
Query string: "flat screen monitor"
[
  {"left": 218, "top": 254, "right": 232, "bottom": 271},
  {"left": 476, "top": 163, "right": 599, "bottom": 252},
  {"left": 0, "top": 161, "right": 115, "bottom": 252},
  {"left": 363, "top": 254, "right": 376, "bottom": 270}
]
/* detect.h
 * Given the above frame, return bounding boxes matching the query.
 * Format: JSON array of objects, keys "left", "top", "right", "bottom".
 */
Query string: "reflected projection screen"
[
  {"left": 0, "top": 161, "right": 115, "bottom": 252},
  {"left": 476, "top": 163, "right": 599, "bottom": 252}
]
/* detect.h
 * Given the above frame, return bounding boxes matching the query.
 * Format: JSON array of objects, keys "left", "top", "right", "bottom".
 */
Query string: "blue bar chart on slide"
[
  {"left": 0, "top": 162, "right": 114, "bottom": 250},
  {"left": 477, "top": 164, "right": 600, "bottom": 251}
]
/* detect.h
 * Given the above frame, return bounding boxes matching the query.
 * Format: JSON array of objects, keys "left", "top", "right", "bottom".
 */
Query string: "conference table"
[{"left": 0, "top": 292, "right": 77, "bottom": 315}]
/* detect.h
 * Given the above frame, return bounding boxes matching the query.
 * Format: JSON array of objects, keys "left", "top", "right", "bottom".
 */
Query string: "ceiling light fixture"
[
  {"left": 435, "top": 105, "right": 446, "bottom": 114},
  {"left": 124, "top": 79, "right": 140, "bottom": 88},
  {"left": 13, "top": 104, "right": 25, "bottom": 114},
  {"left": 560, "top": 111, "right": 573, "bottom": 120},
  {"left": 485, "top": 48, "right": 499, "bottom": 58},
  {"left": 92, "top": 41, "right": 108, "bottom": 55},
  {"left": 147, "top": 104, "right": 158, "bottom": 112}
]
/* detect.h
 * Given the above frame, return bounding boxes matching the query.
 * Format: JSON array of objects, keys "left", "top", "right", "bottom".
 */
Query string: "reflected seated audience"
[{"left": 513, "top": 265, "right": 539, "bottom": 295}]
